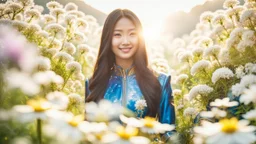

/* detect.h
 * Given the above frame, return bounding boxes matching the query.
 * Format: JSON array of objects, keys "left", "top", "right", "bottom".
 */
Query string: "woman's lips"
[{"left": 119, "top": 47, "right": 132, "bottom": 53}]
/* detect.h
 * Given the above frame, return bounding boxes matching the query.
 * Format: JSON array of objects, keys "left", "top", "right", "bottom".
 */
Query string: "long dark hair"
[{"left": 86, "top": 9, "right": 162, "bottom": 117}]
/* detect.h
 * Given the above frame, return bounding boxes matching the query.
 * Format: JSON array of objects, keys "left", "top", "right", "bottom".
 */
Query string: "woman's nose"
[{"left": 122, "top": 36, "right": 130, "bottom": 45}]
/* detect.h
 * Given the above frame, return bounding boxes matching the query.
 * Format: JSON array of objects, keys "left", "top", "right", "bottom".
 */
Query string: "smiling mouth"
[{"left": 119, "top": 47, "right": 132, "bottom": 53}]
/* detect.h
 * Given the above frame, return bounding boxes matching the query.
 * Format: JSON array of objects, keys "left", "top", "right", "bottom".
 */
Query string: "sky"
[{"left": 83, "top": 0, "right": 212, "bottom": 40}]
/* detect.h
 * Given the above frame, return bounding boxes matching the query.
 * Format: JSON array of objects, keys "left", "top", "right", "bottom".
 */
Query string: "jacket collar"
[{"left": 113, "top": 63, "right": 135, "bottom": 77}]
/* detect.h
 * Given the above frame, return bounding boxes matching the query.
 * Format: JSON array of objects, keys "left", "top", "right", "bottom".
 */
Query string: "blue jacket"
[{"left": 85, "top": 64, "right": 175, "bottom": 140}]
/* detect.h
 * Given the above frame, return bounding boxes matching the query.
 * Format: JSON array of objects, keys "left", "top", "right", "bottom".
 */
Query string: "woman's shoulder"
[{"left": 153, "top": 71, "right": 171, "bottom": 86}]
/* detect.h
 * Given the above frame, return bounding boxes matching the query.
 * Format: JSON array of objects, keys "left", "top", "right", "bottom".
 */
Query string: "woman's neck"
[{"left": 115, "top": 58, "right": 134, "bottom": 70}]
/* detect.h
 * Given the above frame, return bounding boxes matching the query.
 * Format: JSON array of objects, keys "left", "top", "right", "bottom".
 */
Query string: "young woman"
[{"left": 85, "top": 9, "right": 175, "bottom": 141}]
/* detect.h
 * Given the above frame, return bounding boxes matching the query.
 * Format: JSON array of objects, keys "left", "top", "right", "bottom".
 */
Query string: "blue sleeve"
[
  {"left": 85, "top": 78, "right": 90, "bottom": 102},
  {"left": 158, "top": 74, "right": 176, "bottom": 142},
  {"left": 159, "top": 74, "right": 175, "bottom": 124}
]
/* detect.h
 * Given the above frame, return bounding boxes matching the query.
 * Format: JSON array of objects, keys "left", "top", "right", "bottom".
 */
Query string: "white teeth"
[{"left": 119, "top": 48, "right": 131, "bottom": 53}]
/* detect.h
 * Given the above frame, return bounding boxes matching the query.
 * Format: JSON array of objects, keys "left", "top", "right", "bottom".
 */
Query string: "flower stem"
[
  {"left": 37, "top": 119, "right": 42, "bottom": 144},
  {"left": 48, "top": 33, "right": 57, "bottom": 48},
  {"left": 203, "top": 69, "right": 211, "bottom": 80},
  {"left": 61, "top": 71, "right": 74, "bottom": 90},
  {"left": 28, "top": 16, "right": 34, "bottom": 23},
  {"left": 213, "top": 54, "right": 222, "bottom": 67}
]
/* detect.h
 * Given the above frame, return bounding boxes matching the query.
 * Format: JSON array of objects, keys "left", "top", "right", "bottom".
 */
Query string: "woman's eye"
[
  {"left": 114, "top": 33, "right": 121, "bottom": 36},
  {"left": 130, "top": 33, "right": 137, "bottom": 36}
]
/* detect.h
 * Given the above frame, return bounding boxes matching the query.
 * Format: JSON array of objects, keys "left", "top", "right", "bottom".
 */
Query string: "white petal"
[
  {"left": 130, "top": 136, "right": 150, "bottom": 144},
  {"left": 207, "top": 133, "right": 230, "bottom": 144}
]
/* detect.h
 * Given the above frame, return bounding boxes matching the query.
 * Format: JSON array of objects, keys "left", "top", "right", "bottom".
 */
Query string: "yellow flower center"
[
  {"left": 143, "top": 117, "right": 156, "bottom": 128},
  {"left": 95, "top": 133, "right": 103, "bottom": 140},
  {"left": 68, "top": 115, "right": 83, "bottom": 127},
  {"left": 220, "top": 117, "right": 238, "bottom": 133},
  {"left": 116, "top": 126, "right": 138, "bottom": 140},
  {"left": 27, "top": 99, "right": 51, "bottom": 112}
]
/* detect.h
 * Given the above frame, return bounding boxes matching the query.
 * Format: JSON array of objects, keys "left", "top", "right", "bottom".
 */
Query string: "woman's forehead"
[{"left": 114, "top": 17, "right": 136, "bottom": 31}]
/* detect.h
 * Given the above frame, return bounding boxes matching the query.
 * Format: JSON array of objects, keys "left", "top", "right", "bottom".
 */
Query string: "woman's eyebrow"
[{"left": 114, "top": 28, "right": 136, "bottom": 32}]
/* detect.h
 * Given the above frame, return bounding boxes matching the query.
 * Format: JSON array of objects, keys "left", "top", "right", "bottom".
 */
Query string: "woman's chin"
[{"left": 116, "top": 54, "right": 135, "bottom": 60}]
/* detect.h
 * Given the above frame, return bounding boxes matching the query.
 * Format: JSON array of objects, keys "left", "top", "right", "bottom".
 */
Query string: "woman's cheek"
[{"left": 112, "top": 38, "right": 121, "bottom": 47}]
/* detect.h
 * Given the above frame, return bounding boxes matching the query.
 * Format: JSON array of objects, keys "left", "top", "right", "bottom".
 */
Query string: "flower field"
[{"left": 0, "top": 0, "right": 255, "bottom": 144}]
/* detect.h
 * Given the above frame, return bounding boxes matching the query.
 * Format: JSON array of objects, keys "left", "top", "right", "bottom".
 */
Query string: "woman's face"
[{"left": 112, "top": 17, "right": 139, "bottom": 62}]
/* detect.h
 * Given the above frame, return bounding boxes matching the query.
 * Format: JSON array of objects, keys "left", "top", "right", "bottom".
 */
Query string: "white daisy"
[
  {"left": 34, "top": 5, "right": 44, "bottom": 13},
  {"left": 210, "top": 97, "right": 238, "bottom": 108},
  {"left": 64, "top": 2, "right": 78, "bottom": 11},
  {"left": 240, "top": 74, "right": 256, "bottom": 88},
  {"left": 73, "top": 72, "right": 85, "bottom": 81},
  {"left": 50, "top": 8, "right": 65, "bottom": 17},
  {"left": 37, "top": 30, "right": 49, "bottom": 39},
  {"left": 71, "top": 31, "right": 87, "bottom": 44},
  {"left": 68, "top": 93, "right": 83, "bottom": 105},
  {"left": 108, "top": 125, "right": 150, "bottom": 144},
  {"left": 237, "top": 40, "right": 255, "bottom": 52},
  {"left": 243, "top": 109, "right": 256, "bottom": 120},
  {"left": 200, "top": 11, "right": 214, "bottom": 24},
  {"left": 5, "top": 70, "right": 40, "bottom": 96},
  {"left": 12, "top": 20, "right": 28, "bottom": 31},
  {"left": 245, "top": 63, "right": 256, "bottom": 74},
  {"left": 230, "top": 27, "right": 244, "bottom": 39},
  {"left": 242, "top": 30, "right": 256, "bottom": 41},
  {"left": 240, "top": 9, "right": 256, "bottom": 23},
  {"left": 53, "top": 52, "right": 74, "bottom": 63},
  {"left": 8, "top": 2, "right": 22, "bottom": 11},
  {"left": 12, "top": 99, "right": 51, "bottom": 123},
  {"left": 33, "top": 71, "right": 64, "bottom": 85},
  {"left": 28, "top": 24, "right": 41, "bottom": 32},
  {"left": 85, "top": 52, "right": 96, "bottom": 64},
  {"left": 67, "top": 10, "right": 85, "bottom": 18},
  {"left": 231, "top": 83, "right": 245, "bottom": 96},
  {"left": 175, "top": 74, "right": 189, "bottom": 84},
  {"left": 198, "top": 37, "right": 213, "bottom": 48},
  {"left": 43, "top": 14, "right": 56, "bottom": 23},
  {"left": 178, "top": 51, "right": 193, "bottom": 63},
  {"left": 45, "top": 23, "right": 65, "bottom": 38},
  {"left": 135, "top": 99, "right": 147, "bottom": 111},
  {"left": 190, "top": 60, "right": 211, "bottom": 76},
  {"left": 63, "top": 42, "right": 76, "bottom": 55},
  {"left": 200, "top": 107, "right": 227, "bottom": 118},
  {"left": 183, "top": 107, "right": 197, "bottom": 117},
  {"left": 173, "top": 89, "right": 182, "bottom": 97},
  {"left": 46, "top": 1, "right": 63, "bottom": 10},
  {"left": 212, "top": 14, "right": 227, "bottom": 26},
  {"left": 45, "top": 111, "right": 98, "bottom": 143},
  {"left": 194, "top": 118, "right": 256, "bottom": 144},
  {"left": 212, "top": 67, "right": 234, "bottom": 84},
  {"left": 77, "top": 18, "right": 88, "bottom": 30},
  {"left": 77, "top": 44, "right": 91, "bottom": 53},
  {"left": 37, "top": 56, "right": 51, "bottom": 71},
  {"left": 66, "top": 61, "right": 82, "bottom": 73},
  {"left": 223, "top": 0, "right": 240, "bottom": 9},
  {"left": 24, "top": 9, "right": 41, "bottom": 20},
  {"left": 85, "top": 100, "right": 124, "bottom": 122},
  {"left": 235, "top": 65, "right": 245, "bottom": 78},
  {"left": 192, "top": 47, "right": 204, "bottom": 57},
  {"left": 46, "top": 91, "right": 69, "bottom": 110},
  {"left": 203, "top": 45, "right": 221, "bottom": 58},
  {"left": 188, "top": 84, "right": 213, "bottom": 100},
  {"left": 240, "top": 85, "right": 256, "bottom": 105},
  {"left": 226, "top": 36, "right": 240, "bottom": 50},
  {"left": 120, "top": 115, "right": 175, "bottom": 134}
]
